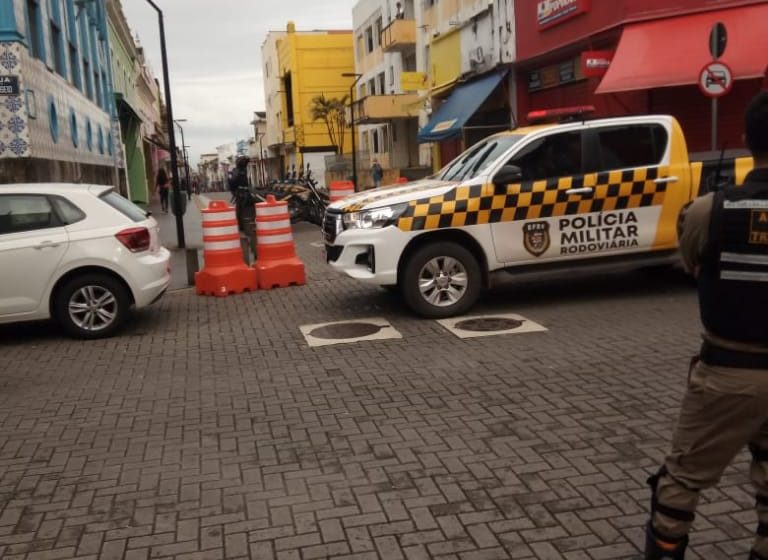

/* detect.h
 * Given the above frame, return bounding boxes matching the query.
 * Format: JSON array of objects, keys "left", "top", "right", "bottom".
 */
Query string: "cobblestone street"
[{"left": 0, "top": 219, "right": 757, "bottom": 559}]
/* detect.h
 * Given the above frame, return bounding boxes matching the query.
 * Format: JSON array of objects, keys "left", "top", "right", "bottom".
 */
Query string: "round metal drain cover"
[
  {"left": 309, "top": 322, "right": 384, "bottom": 339},
  {"left": 454, "top": 317, "right": 523, "bottom": 332}
]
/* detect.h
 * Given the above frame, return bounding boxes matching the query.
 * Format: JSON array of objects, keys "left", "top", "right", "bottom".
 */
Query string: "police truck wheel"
[{"left": 401, "top": 242, "right": 481, "bottom": 318}]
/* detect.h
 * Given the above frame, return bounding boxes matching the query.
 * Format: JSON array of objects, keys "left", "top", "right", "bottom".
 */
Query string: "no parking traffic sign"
[{"left": 699, "top": 61, "right": 733, "bottom": 98}]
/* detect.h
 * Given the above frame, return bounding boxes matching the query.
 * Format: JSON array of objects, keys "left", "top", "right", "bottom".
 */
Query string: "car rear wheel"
[
  {"left": 54, "top": 273, "right": 130, "bottom": 339},
  {"left": 401, "top": 242, "right": 482, "bottom": 318}
]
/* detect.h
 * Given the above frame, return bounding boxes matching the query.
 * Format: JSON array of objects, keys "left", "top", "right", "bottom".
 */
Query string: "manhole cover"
[
  {"left": 454, "top": 317, "right": 524, "bottom": 332},
  {"left": 309, "top": 322, "right": 384, "bottom": 339}
]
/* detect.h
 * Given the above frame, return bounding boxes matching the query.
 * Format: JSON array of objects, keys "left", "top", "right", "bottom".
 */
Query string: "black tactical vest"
[{"left": 698, "top": 169, "right": 768, "bottom": 346}]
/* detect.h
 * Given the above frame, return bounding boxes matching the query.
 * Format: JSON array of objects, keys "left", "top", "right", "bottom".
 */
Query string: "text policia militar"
[{"left": 559, "top": 211, "right": 640, "bottom": 255}]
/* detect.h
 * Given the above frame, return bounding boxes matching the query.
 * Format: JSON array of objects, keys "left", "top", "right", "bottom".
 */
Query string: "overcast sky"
[{"left": 122, "top": 0, "right": 355, "bottom": 166}]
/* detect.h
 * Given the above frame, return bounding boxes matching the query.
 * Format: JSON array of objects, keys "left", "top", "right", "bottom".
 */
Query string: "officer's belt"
[{"left": 701, "top": 341, "right": 768, "bottom": 369}]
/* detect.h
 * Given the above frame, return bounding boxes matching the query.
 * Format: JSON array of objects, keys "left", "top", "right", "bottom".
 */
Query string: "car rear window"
[{"left": 100, "top": 191, "right": 148, "bottom": 223}]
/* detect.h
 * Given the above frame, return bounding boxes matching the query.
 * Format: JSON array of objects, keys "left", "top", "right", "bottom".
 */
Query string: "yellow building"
[{"left": 273, "top": 23, "right": 355, "bottom": 183}]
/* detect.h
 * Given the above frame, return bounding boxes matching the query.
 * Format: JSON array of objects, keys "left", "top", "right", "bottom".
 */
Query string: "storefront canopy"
[
  {"left": 596, "top": 4, "right": 768, "bottom": 94},
  {"left": 418, "top": 71, "right": 507, "bottom": 143}
]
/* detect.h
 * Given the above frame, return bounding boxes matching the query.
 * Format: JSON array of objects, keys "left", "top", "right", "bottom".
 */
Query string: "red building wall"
[
  {"left": 516, "top": 0, "right": 765, "bottom": 63},
  {"left": 515, "top": 0, "right": 766, "bottom": 151}
]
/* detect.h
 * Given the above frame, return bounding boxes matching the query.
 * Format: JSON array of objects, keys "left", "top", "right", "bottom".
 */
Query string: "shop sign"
[
  {"left": 537, "top": 0, "right": 590, "bottom": 30},
  {"left": 580, "top": 50, "right": 613, "bottom": 78},
  {"left": 0, "top": 76, "right": 19, "bottom": 95},
  {"left": 529, "top": 58, "right": 583, "bottom": 92},
  {"left": 400, "top": 72, "right": 428, "bottom": 92}
]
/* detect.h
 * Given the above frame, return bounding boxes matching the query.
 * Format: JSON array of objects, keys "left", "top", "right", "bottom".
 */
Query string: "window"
[
  {"left": 0, "top": 195, "right": 60, "bottom": 235},
  {"left": 26, "top": 0, "right": 45, "bottom": 61},
  {"left": 439, "top": 134, "right": 526, "bottom": 182},
  {"left": 85, "top": 118, "right": 93, "bottom": 151},
  {"left": 374, "top": 17, "right": 383, "bottom": 48},
  {"left": 69, "top": 109, "right": 78, "bottom": 147},
  {"left": 371, "top": 129, "right": 380, "bottom": 153},
  {"left": 48, "top": 98, "right": 59, "bottom": 143},
  {"left": 49, "top": 0, "right": 66, "bottom": 76},
  {"left": 365, "top": 27, "right": 373, "bottom": 53},
  {"left": 506, "top": 132, "right": 583, "bottom": 181},
  {"left": 368, "top": 78, "right": 376, "bottom": 96},
  {"left": 378, "top": 72, "right": 386, "bottom": 95},
  {"left": 51, "top": 196, "right": 85, "bottom": 225},
  {"left": 97, "top": 125, "right": 104, "bottom": 154},
  {"left": 99, "top": 191, "right": 148, "bottom": 222},
  {"left": 356, "top": 34, "right": 364, "bottom": 60},
  {"left": 106, "top": 131, "right": 112, "bottom": 155},
  {"left": 382, "top": 126, "right": 389, "bottom": 153},
  {"left": 593, "top": 124, "right": 668, "bottom": 172},
  {"left": 284, "top": 72, "right": 295, "bottom": 127},
  {"left": 389, "top": 66, "right": 394, "bottom": 87}
]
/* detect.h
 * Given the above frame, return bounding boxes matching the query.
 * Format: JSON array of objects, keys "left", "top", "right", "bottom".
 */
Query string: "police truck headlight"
[{"left": 343, "top": 203, "right": 408, "bottom": 230}]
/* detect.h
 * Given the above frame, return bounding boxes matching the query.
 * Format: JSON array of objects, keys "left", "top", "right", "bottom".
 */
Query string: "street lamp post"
[
  {"left": 144, "top": 0, "right": 185, "bottom": 248},
  {"left": 342, "top": 73, "right": 363, "bottom": 190},
  {"left": 174, "top": 119, "right": 191, "bottom": 196}
]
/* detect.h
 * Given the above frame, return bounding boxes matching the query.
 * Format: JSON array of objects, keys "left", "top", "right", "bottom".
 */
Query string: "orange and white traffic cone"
[
  {"left": 195, "top": 200, "right": 258, "bottom": 297},
  {"left": 329, "top": 180, "right": 355, "bottom": 203},
  {"left": 254, "top": 195, "right": 305, "bottom": 290}
]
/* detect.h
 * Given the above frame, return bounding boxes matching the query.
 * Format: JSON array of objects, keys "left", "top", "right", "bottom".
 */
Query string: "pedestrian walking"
[
  {"left": 645, "top": 91, "right": 768, "bottom": 559},
  {"left": 395, "top": 1, "right": 405, "bottom": 19},
  {"left": 371, "top": 159, "right": 383, "bottom": 189},
  {"left": 156, "top": 167, "right": 170, "bottom": 213}
]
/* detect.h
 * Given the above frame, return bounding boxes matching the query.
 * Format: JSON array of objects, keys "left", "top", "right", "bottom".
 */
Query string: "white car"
[{"left": 0, "top": 183, "right": 171, "bottom": 338}]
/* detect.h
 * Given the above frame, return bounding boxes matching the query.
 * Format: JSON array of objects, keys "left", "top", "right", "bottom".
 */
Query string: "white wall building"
[{"left": 352, "top": 0, "right": 428, "bottom": 181}]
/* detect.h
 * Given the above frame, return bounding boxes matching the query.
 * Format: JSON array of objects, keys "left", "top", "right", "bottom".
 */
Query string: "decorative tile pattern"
[{"left": 0, "top": 42, "right": 29, "bottom": 159}]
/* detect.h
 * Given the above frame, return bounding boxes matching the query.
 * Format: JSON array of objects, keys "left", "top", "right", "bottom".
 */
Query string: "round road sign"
[{"left": 699, "top": 61, "right": 733, "bottom": 98}]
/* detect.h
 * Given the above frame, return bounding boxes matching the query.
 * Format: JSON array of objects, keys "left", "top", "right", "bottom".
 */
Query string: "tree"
[{"left": 310, "top": 94, "right": 349, "bottom": 153}]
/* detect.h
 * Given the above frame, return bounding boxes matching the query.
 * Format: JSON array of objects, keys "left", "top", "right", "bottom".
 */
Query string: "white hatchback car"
[{"left": 0, "top": 183, "right": 171, "bottom": 338}]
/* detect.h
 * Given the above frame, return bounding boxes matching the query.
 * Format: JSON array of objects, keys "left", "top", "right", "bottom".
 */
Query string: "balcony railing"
[
  {"left": 381, "top": 19, "right": 416, "bottom": 53},
  {"left": 351, "top": 94, "right": 421, "bottom": 124}
]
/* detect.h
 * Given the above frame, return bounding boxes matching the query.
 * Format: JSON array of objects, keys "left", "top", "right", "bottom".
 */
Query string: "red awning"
[{"left": 596, "top": 4, "right": 768, "bottom": 94}]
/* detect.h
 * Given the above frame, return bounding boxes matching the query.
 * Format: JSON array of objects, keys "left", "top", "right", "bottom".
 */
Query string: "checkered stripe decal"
[
  {"left": 343, "top": 184, "right": 436, "bottom": 212},
  {"left": 397, "top": 167, "right": 668, "bottom": 232}
]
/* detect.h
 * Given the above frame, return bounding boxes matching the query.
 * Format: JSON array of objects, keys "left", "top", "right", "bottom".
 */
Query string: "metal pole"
[
  {"left": 350, "top": 83, "right": 357, "bottom": 190},
  {"left": 146, "top": 0, "right": 185, "bottom": 248},
  {"left": 711, "top": 97, "right": 718, "bottom": 151}
]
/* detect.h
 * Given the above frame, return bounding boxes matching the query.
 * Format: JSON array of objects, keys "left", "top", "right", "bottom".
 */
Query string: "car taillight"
[{"left": 116, "top": 227, "right": 150, "bottom": 252}]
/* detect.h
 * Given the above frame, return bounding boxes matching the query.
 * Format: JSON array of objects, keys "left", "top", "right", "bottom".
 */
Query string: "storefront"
[
  {"left": 515, "top": 0, "right": 768, "bottom": 152},
  {"left": 418, "top": 70, "right": 512, "bottom": 168}
]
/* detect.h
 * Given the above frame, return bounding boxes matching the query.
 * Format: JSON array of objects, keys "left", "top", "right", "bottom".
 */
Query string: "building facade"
[
  {"left": 351, "top": 0, "right": 426, "bottom": 186},
  {"left": 107, "top": 0, "right": 162, "bottom": 203},
  {"left": 415, "top": 0, "right": 517, "bottom": 169},
  {"left": 262, "top": 24, "right": 355, "bottom": 188},
  {"left": 0, "top": 0, "right": 118, "bottom": 185},
  {"left": 514, "top": 0, "right": 768, "bottom": 153}
]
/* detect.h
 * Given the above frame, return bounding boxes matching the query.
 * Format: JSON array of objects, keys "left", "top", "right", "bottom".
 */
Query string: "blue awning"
[{"left": 417, "top": 71, "right": 507, "bottom": 143}]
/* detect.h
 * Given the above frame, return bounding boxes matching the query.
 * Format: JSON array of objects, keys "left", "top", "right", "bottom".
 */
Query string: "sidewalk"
[{"left": 143, "top": 192, "right": 228, "bottom": 290}]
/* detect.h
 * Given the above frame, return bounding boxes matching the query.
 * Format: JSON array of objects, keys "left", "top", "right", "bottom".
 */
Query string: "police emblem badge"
[{"left": 523, "top": 221, "right": 550, "bottom": 257}]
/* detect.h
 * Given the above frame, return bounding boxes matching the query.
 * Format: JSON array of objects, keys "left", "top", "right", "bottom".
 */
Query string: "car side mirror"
[{"left": 493, "top": 165, "right": 523, "bottom": 185}]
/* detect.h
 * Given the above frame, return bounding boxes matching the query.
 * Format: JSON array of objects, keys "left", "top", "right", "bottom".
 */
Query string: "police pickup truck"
[{"left": 323, "top": 112, "right": 754, "bottom": 318}]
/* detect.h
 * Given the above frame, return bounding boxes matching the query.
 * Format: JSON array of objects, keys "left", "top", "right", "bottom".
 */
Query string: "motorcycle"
[{"left": 257, "top": 163, "right": 328, "bottom": 225}]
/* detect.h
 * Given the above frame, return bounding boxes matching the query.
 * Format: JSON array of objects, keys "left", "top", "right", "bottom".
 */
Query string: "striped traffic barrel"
[
  {"left": 195, "top": 200, "right": 258, "bottom": 296},
  {"left": 329, "top": 180, "right": 356, "bottom": 203},
  {"left": 254, "top": 195, "right": 305, "bottom": 289}
]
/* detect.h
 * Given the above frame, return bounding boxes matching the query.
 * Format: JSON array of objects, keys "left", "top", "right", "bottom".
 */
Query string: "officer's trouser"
[{"left": 652, "top": 360, "right": 768, "bottom": 556}]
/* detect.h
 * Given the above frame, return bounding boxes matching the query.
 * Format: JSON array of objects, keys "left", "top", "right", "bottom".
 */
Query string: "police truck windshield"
[{"left": 437, "top": 134, "right": 525, "bottom": 182}]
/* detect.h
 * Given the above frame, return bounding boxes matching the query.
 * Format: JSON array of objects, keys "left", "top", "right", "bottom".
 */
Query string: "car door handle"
[
  {"left": 34, "top": 241, "right": 61, "bottom": 249},
  {"left": 565, "top": 187, "right": 593, "bottom": 195},
  {"left": 654, "top": 176, "right": 679, "bottom": 184}
]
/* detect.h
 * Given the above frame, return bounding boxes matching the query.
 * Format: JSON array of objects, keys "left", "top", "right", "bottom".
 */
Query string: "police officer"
[{"left": 646, "top": 91, "right": 768, "bottom": 559}]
